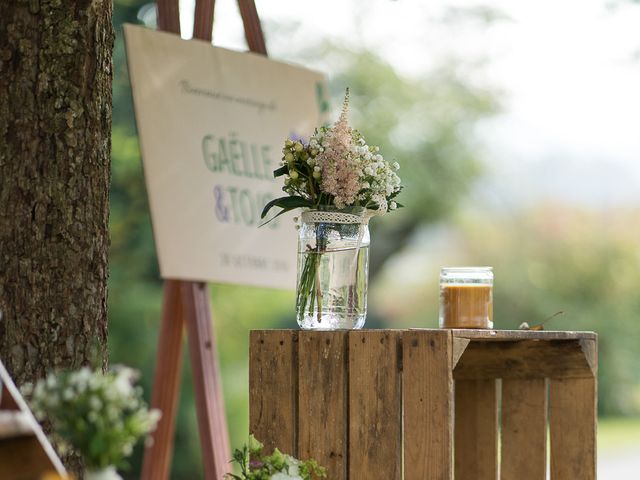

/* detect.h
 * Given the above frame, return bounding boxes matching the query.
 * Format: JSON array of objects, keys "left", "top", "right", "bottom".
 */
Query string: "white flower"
[
  {"left": 20, "top": 382, "right": 33, "bottom": 396},
  {"left": 393, "top": 162, "right": 400, "bottom": 170},
  {"left": 390, "top": 201, "right": 397, "bottom": 210},
  {"left": 90, "top": 396, "right": 102, "bottom": 411},
  {"left": 63, "top": 388, "right": 74, "bottom": 400},
  {"left": 270, "top": 473, "right": 302, "bottom": 480}
]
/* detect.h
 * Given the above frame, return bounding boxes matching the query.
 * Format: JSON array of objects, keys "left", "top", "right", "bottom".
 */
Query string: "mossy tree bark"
[{"left": 0, "top": 0, "right": 113, "bottom": 393}]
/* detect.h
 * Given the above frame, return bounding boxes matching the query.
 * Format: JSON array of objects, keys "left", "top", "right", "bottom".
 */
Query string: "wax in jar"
[{"left": 440, "top": 284, "right": 493, "bottom": 329}]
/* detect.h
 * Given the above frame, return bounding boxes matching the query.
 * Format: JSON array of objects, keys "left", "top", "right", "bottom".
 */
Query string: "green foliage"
[
  {"left": 24, "top": 367, "right": 159, "bottom": 470},
  {"left": 225, "top": 435, "right": 326, "bottom": 480}
]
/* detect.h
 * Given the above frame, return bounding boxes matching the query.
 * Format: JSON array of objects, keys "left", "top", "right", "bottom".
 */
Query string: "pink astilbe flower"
[{"left": 315, "top": 90, "right": 361, "bottom": 208}]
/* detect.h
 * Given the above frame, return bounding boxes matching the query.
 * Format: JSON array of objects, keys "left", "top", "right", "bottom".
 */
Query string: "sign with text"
[{"left": 124, "top": 25, "right": 329, "bottom": 288}]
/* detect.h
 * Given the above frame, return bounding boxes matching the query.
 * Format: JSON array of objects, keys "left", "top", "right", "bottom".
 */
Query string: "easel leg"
[
  {"left": 141, "top": 280, "right": 185, "bottom": 480},
  {"left": 182, "top": 281, "right": 231, "bottom": 480}
]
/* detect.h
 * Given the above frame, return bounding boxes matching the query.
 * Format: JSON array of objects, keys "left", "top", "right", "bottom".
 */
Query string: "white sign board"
[{"left": 124, "top": 25, "right": 329, "bottom": 288}]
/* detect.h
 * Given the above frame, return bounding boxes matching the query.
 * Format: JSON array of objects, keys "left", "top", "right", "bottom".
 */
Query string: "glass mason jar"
[
  {"left": 296, "top": 208, "right": 370, "bottom": 330},
  {"left": 439, "top": 267, "right": 493, "bottom": 329}
]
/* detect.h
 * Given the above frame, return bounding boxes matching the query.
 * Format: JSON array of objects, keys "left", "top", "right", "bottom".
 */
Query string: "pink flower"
[{"left": 316, "top": 90, "right": 361, "bottom": 208}]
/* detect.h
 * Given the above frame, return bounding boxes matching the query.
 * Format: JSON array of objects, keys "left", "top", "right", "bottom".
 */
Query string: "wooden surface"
[
  {"left": 0, "top": 436, "right": 60, "bottom": 478},
  {"left": 249, "top": 330, "right": 298, "bottom": 455},
  {"left": 193, "top": 0, "right": 215, "bottom": 41},
  {"left": 156, "top": 0, "right": 181, "bottom": 34},
  {"left": 249, "top": 329, "right": 597, "bottom": 479},
  {"left": 501, "top": 378, "right": 548, "bottom": 479},
  {"left": 403, "top": 330, "right": 453, "bottom": 480},
  {"left": 141, "top": 280, "right": 184, "bottom": 480},
  {"left": 183, "top": 281, "right": 231, "bottom": 480},
  {"left": 549, "top": 377, "right": 597, "bottom": 479},
  {"left": 237, "top": 0, "right": 268, "bottom": 54},
  {"left": 454, "top": 339, "right": 593, "bottom": 380},
  {"left": 454, "top": 379, "right": 498, "bottom": 480},
  {"left": 349, "top": 331, "right": 401, "bottom": 480},
  {"left": 298, "top": 331, "right": 348, "bottom": 479},
  {"left": 448, "top": 329, "right": 597, "bottom": 341}
]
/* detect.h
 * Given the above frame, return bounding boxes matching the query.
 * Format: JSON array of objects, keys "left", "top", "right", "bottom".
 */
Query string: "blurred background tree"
[{"left": 110, "top": 1, "right": 640, "bottom": 478}]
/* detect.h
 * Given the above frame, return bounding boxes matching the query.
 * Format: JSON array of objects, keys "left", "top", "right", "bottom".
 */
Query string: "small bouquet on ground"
[
  {"left": 226, "top": 435, "right": 326, "bottom": 480},
  {"left": 22, "top": 366, "right": 161, "bottom": 480},
  {"left": 261, "top": 89, "right": 402, "bottom": 328}
]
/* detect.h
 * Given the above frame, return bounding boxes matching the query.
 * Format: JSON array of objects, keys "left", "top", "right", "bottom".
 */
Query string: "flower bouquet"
[
  {"left": 23, "top": 366, "right": 160, "bottom": 480},
  {"left": 226, "top": 435, "right": 326, "bottom": 480},
  {"left": 262, "top": 89, "right": 402, "bottom": 329}
]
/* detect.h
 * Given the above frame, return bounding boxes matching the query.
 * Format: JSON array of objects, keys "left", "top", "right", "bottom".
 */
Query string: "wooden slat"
[
  {"left": 298, "top": 331, "right": 347, "bottom": 479},
  {"left": 450, "top": 329, "right": 597, "bottom": 341},
  {"left": 349, "top": 331, "right": 401, "bottom": 480},
  {"left": 182, "top": 281, "right": 231, "bottom": 480},
  {"left": 193, "top": 0, "right": 215, "bottom": 42},
  {"left": 157, "top": 0, "right": 181, "bottom": 34},
  {"left": 237, "top": 0, "right": 268, "bottom": 55},
  {"left": 0, "top": 436, "right": 57, "bottom": 478},
  {"left": 249, "top": 330, "right": 298, "bottom": 455},
  {"left": 454, "top": 379, "right": 498, "bottom": 480},
  {"left": 501, "top": 379, "right": 547, "bottom": 480},
  {"left": 454, "top": 340, "right": 593, "bottom": 380},
  {"left": 141, "top": 280, "right": 184, "bottom": 480},
  {"left": 404, "top": 330, "right": 454, "bottom": 480},
  {"left": 549, "top": 377, "right": 597, "bottom": 479}
]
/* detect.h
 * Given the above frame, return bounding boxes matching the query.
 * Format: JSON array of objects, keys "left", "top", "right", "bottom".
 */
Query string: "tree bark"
[{"left": 0, "top": 0, "right": 113, "bottom": 387}]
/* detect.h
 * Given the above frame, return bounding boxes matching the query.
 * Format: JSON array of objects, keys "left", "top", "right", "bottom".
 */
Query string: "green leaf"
[
  {"left": 273, "top": 165, "right": 288, "bottom": 178},
  {"left": 260, "top": 195, "right": 312, "bottom": 224}
]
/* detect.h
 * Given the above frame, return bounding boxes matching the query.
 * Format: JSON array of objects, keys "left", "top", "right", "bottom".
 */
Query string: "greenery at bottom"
[{"left": 226, "top": 435, "right": 326, "bottom": 480}]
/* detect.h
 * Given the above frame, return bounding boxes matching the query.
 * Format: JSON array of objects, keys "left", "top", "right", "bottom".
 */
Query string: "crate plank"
[
  {"left": 454, "top": 379, "right": 498, "bottom": 480},
  {"left": 549, "top": 377, "right": 596, "bottom": 480},
  {"left": 249, "top": 330, "right": 298, "bottom": 455},
  {"left": 501, "top": 378, "right": 547, "bottom": 480},
  {"left": 454, "top": 340, "right": 593, "bottom": 380},
  {"left": 404, "top": 330, "right": 454, "bottom": 480},
  {"left": 349, "top": 330, "right": 401, "bottom": 480},
  {"left": 0, "top": 436, "right": 58, "bottom": 477},
  {"left": 450, "top": 329, "right": 596, "bottom": 341},
  {"left": 298, "top": 331, "right": 348, "bottom": 480}
]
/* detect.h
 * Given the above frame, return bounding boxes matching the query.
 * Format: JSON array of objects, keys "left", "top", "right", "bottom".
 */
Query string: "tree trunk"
[{"left": 0, "top": 0, "right": 112, "bottom": 386}]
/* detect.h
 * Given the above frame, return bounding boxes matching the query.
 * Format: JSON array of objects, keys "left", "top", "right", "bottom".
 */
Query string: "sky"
[{"left": 168, "top": 0, "right": 640, "bottom": 208}]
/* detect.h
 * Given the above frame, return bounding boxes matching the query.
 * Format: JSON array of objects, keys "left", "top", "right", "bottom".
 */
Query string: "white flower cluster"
[
  {"left": 22, "top": 366, "right": 161, "bottom": 469},
  {"left": 350, "top": 136, "right": 401, "bottom": 213},
  {"left": 270, "top": 454, "right": 305, "bottom": 480}
]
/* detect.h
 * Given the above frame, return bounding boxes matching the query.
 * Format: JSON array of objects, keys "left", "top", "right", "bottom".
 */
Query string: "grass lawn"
[{"left": 598, "top": 416, "right": 640, "bottom": 451}]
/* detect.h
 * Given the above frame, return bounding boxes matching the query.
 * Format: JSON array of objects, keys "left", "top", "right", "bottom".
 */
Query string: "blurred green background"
[{"left": 110, "top": 1, "right": 640, "bottom": 478}]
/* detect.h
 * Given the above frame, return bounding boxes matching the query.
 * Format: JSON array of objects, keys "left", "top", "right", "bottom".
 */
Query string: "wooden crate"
[{"left": 249, "top": 329, "right": 597, "bottom": 480}]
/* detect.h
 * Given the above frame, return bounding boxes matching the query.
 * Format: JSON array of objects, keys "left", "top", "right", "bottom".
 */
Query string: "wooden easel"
[{"left": 140, "top": 1, "right": 268, "bottom": 479}]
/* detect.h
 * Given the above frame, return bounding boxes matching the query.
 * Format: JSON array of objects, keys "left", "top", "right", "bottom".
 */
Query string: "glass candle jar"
[{"left": 439, "top": 267, "right": 493, "bottom": 329}]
